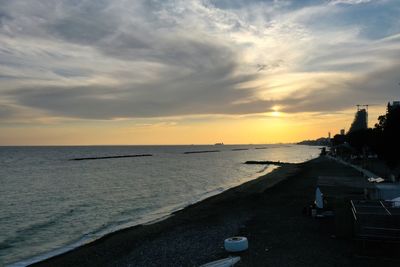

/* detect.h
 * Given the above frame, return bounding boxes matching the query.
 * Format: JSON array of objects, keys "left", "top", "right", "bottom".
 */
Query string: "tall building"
[
  {"left": 348, "top": 108, "right": 368, "bottom": 133},
  {"left": 391, "top": 101, "right": 400, "bottom": 107}
]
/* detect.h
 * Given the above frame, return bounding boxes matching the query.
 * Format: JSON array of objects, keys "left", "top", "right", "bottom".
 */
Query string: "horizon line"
[{"left": 0, "top": 143, "right": 298, "bottom": 147}]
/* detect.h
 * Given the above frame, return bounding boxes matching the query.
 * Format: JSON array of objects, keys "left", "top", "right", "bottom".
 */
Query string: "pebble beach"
[{"left": 31, "top": 156, "right": 397, "bottom": 266}]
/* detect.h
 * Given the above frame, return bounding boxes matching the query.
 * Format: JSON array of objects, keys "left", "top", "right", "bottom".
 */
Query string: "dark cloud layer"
[
  {"left": 8, "top": 71, "right": 269, "bottom": 119},
  {"left": 9, "top": 62, "right": 399, "bottom": 119}
]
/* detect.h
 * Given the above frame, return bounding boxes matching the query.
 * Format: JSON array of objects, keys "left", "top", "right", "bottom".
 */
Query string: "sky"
[{"left": 0, "top": 0, "right": 399, "bottom": 145}]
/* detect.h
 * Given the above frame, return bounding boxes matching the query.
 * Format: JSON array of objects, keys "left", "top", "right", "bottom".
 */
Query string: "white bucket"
[{"left": 224, "top": 237, "right": 248, "bottom": 252}]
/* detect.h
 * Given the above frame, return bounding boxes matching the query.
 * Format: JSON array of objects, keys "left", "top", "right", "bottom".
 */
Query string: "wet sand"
[{"left": 32, "top": 157, "right": 396, "bottom": 266}]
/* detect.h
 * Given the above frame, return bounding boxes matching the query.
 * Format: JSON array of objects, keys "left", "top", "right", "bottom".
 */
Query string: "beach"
[{"left": 31, "top": 156, "right": 395, "bottom": 266}]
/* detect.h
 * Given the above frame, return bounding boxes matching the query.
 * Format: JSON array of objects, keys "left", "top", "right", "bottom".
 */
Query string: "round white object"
[{"left": 224, "top": 237, "right": 248, "bottom": 252}]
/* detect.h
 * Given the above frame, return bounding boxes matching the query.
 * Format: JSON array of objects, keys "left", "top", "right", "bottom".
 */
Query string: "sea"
[{"left": 0, "top": 144, "right": 321, "bottom": 266}]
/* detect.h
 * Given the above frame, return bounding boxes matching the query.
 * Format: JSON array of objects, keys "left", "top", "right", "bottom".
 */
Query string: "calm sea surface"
[{"left": 0, "top": 144, "right": 321, "bottom": 266}]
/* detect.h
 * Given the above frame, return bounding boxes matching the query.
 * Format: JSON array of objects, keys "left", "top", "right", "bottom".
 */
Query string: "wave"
[
  {"left": 9, "top": 165, "right": 280, "bottom": 267},
  {"left": 1, "top": 210, "right": 74, "bottom": 254}
]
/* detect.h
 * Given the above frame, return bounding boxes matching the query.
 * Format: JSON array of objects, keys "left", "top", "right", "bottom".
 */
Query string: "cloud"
[
  {"left": 0, "top": 104, "right": 14, "bottom": 119},
  {"left": 7, "top": 72, "right": 273, "bottom": 119},
  {"left": 0, "top": 0, "right": 400, "bottom": 122},
  {"left": 280, "top": 63, "right": 400, "bottom": 113},
  {"left": 329, "top": 0, "right": 373, "bottom": 5}
]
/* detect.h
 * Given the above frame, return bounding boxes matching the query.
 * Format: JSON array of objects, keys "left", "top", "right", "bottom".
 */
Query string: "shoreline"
[
  {"left": 29, "top": 162, "right": 299, "bottom": 267},
  {"left": 30, "top": 156, "right": 388, "bottom": 266},
  {"left": 13, "top": 163, "right": 280, "bottom": 266}
]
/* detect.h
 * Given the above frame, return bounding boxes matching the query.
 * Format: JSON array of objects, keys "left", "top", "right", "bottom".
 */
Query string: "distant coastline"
[{"left": 297, "top": 137, "right": 330, "bottom": 146}]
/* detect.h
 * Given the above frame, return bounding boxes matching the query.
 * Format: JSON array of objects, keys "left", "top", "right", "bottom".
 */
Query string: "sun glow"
[{"left": 271, "top": 106, "right": 281, "bottom": 117}]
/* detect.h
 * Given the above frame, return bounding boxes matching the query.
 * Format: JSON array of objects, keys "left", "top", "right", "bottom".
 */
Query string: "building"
[
  {"left": 348, "top": 108, "right": 368, "bottom": 133},
  {"left": 391, "top": 101, "right": 400, "bottom": 107}
]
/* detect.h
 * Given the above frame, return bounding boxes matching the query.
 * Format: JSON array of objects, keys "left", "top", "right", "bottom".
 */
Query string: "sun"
[
  {"left": 272, "top": 111, "right": 280, "bottom": 117},
  {"left": 271, "top": 106, "right": 281, "bottom": 117}
]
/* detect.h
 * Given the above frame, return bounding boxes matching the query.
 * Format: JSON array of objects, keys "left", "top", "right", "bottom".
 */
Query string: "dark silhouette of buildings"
[{"left": 348, "top": 107, "right": 368, "bottom": 133}]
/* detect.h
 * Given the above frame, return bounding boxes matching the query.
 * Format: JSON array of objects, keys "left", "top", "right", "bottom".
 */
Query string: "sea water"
[{"left": 0, "top": 144, "right": 321, "bottom": 265}]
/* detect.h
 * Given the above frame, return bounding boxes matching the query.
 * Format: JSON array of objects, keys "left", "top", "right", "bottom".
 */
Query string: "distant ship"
[{"left": 214, "top": 142, "right": 224, "bottom": 146}]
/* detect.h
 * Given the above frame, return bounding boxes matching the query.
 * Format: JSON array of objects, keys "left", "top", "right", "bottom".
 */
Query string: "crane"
[{"left": 356, "top": 104, "right": 377, "bottom": 111}]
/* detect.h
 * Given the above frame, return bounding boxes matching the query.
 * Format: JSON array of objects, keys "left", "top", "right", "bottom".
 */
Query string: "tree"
[
  {"left": 375, "top": 102, "right": 400, "bottom": 168},
  {"left": 344, "top": 102, "right": 400, "bottom": 169},
  {"left": 332, "top": 134, "right": 346, "bottom": 146},
  {"left": 346, "top": 129, "right": 374, "bottom": 153}
]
